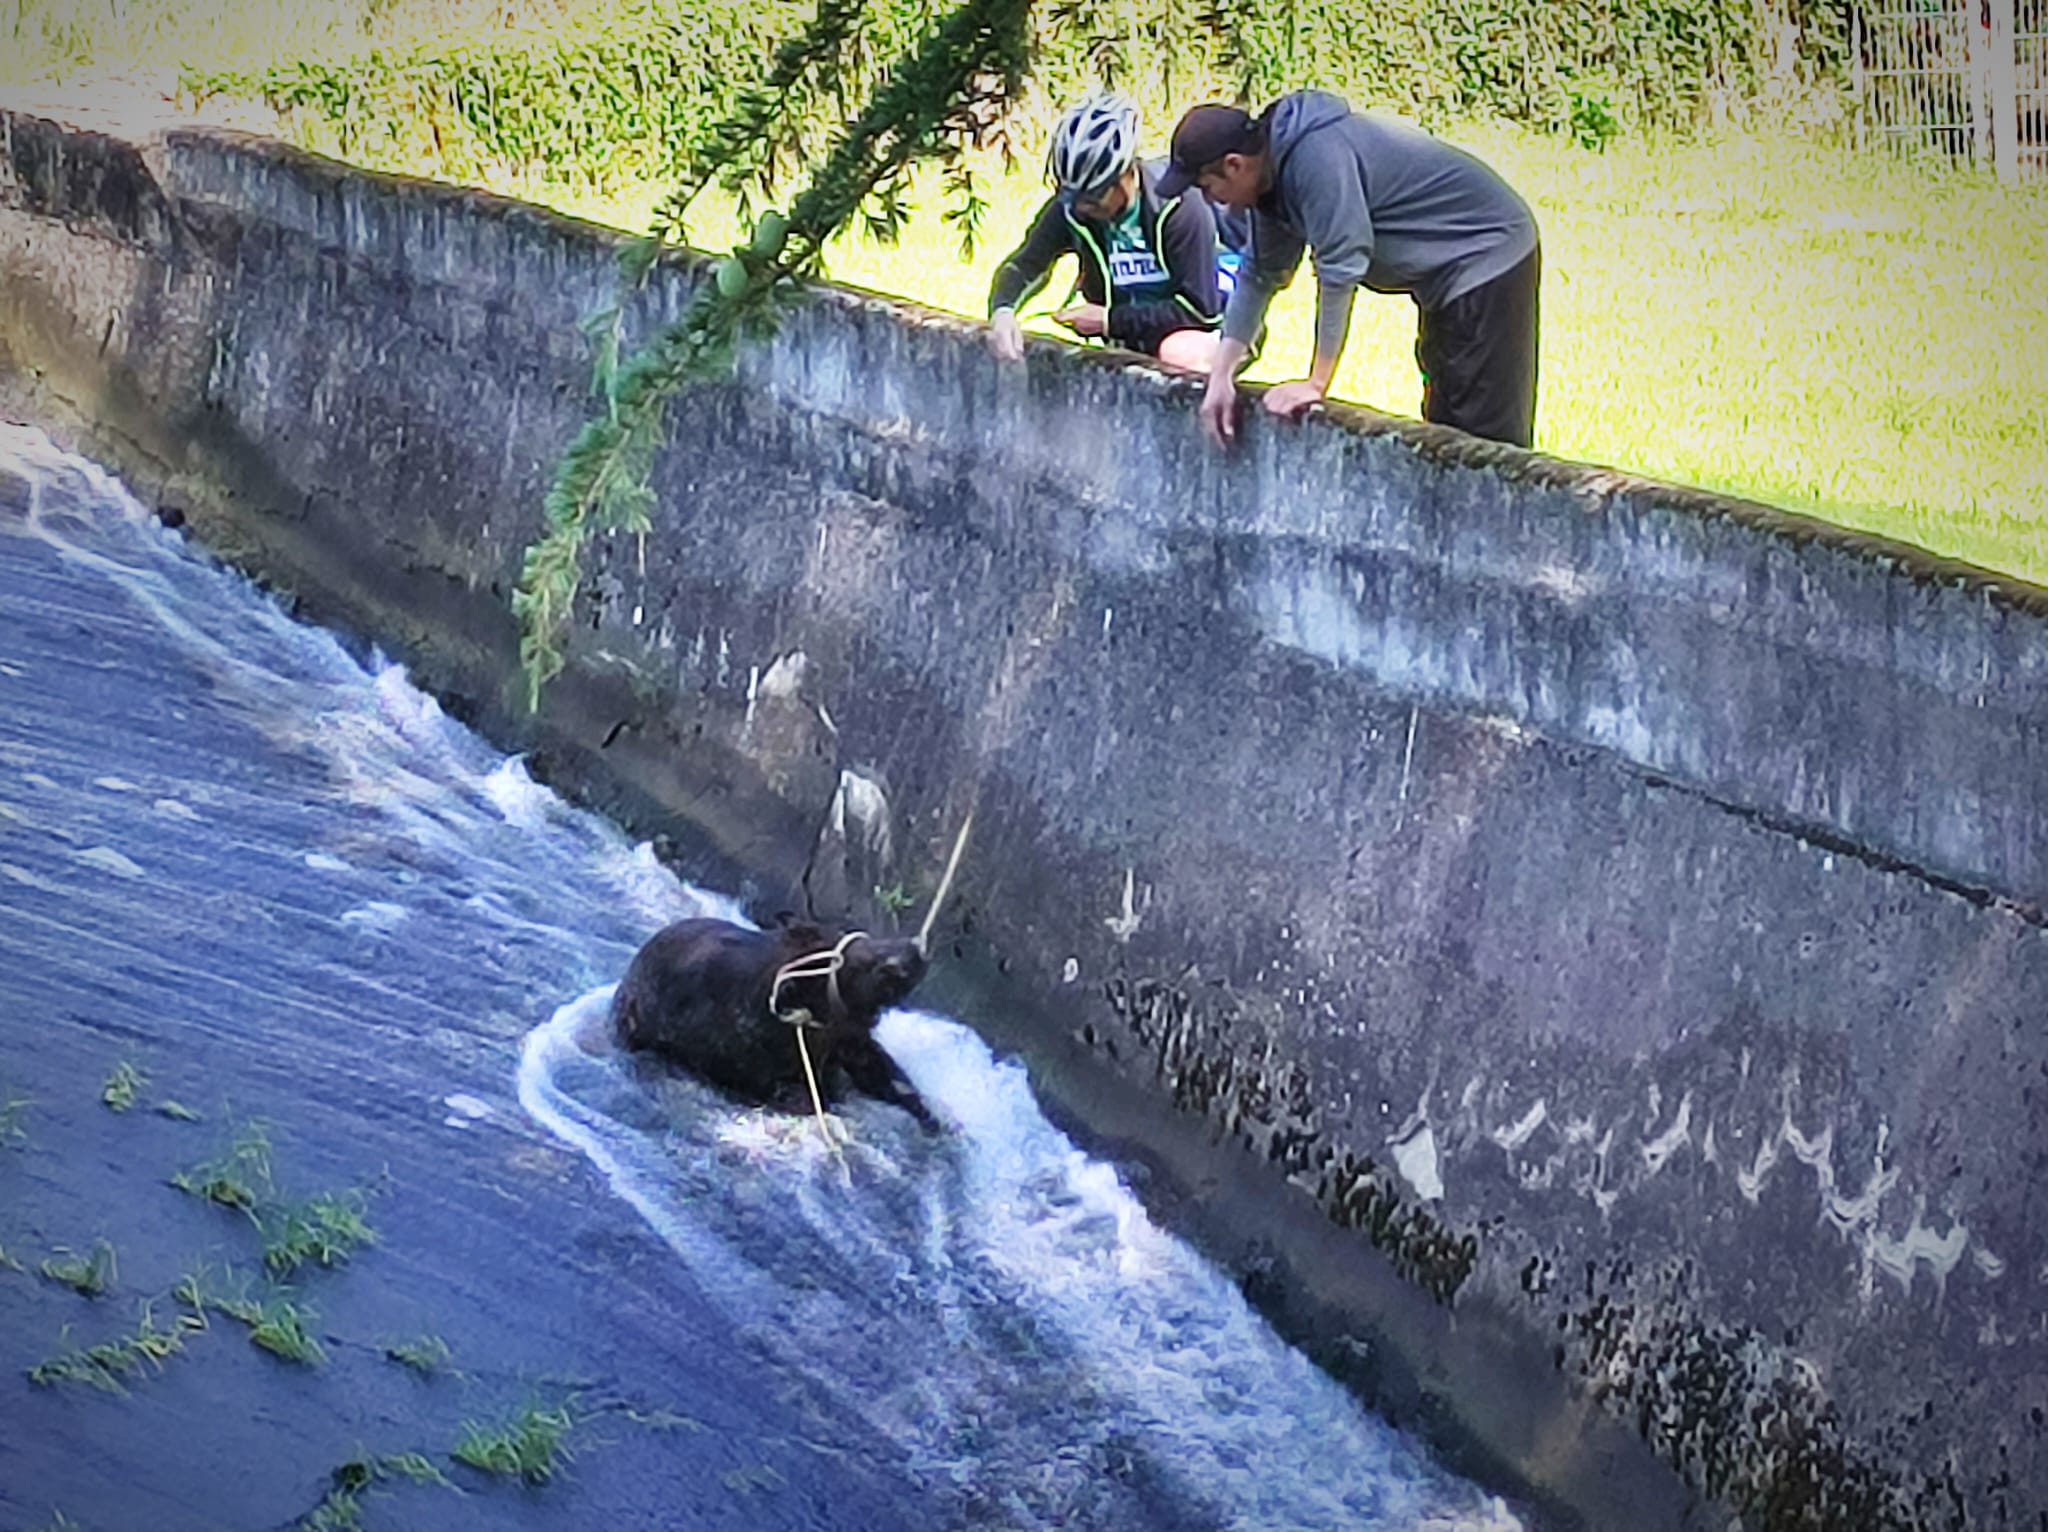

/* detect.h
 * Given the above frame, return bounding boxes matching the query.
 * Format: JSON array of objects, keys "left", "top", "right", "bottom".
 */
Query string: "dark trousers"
[{"left": 1415, "top": 247, "right": 1541, "bottom": 448}]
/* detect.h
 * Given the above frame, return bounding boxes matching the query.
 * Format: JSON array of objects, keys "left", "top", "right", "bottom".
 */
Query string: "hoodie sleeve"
[
  {"left": 1220, "top": 209, "right": 1303, "bottom": 348},
  {"left": 1105, "top": 192, "right": 1223, "bottom": 352},
  {"left": 987, "top": 196, "right": 1073, "bottom": 316}
]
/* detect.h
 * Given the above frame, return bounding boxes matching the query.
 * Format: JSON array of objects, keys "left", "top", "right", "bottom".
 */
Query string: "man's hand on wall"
[
  {"left": 988, "top": 309, "right": 1026, "bottom": 362},
  {"left": 1263, "top": 379, "right": 1326, "bottom": 419},
  {"left": 1200, "top": 373, "right": 1240, "bottom": 447}
]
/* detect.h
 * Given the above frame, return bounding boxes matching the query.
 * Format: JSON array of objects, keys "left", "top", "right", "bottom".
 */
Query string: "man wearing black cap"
[{"left": 1158, "top": 91, "right": 1540, "bottom": 449}]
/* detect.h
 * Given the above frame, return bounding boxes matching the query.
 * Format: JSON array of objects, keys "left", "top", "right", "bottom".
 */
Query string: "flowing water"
[{"left": 0, "top": 425, "right": 1520, "bottom": 1531}]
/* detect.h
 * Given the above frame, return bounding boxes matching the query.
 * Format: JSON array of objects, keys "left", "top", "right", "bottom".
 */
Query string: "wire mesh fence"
[
  {"left": 1853, "top": 0, "right": 2046, "bottom": 177},
  {"left": 2019, "top": 0, "right": 2048, "bottom": 176},
  {"left": 1856, "top": 0, "right": 1975, "bottom": 158}
]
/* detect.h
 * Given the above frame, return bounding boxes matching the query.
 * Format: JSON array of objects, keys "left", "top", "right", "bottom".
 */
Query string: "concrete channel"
[{"left": 2, "top": 107, "right": 2043, "bottom": 1528}]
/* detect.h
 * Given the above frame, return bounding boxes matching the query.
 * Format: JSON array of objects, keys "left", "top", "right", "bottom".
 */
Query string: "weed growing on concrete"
[
  {"left": 157, "top": 1100, "right": 203, "bottom": 1122},
  {"left": 182, "top": 1264, "right": 326, "bottom": 1364},
  {"left": 384, "top": 1333, "right": 453, "bottom": 1376},
  {"left": 39, "top": 1240, "right": 117, "bottom": 1298},
  {"left": 170, "top": 1267, "right": 210, "bottom": 1326},
  {"left": 300, "top": 1487, "right": 364, "bottom": 1532},
  {"left": 0, "top": 1083, "right": 29, "bottom": 1146},
  {"left": 246, "top": 1296, "right": 327, "bottom": 1366},
  {"left": 300, "top": 1452, "right": 454, "bottom": 1531},
  {"left": 0, "top": 1244, "right": 23, "bottom": 1272},
  {"left": 723, "top": 1462, "right": 788, "bottom": 1495},
  {"left": 29, "top": 1304, "right": 201, "bottom": 1393},
  {"left": 613, "top": 1403, "right": 703, "bottom": 1433},
  {"left": 301, "top": 1459, "right": 374, "bottom": 1532},
  {"left": 260, "top": 1189, "right": 376, "bottom": 1276},
  {"left": 173, "top": 1124, "right": 379, "bottom": 1272},
  {"left": 216, "top": 1291, "right": 265, "bottom": 1325},
  {"left": 100, "top": 1060, "right": 147, "bottom": 1113},
  {"left": 171, "top": 1262, "right": 264, "bottom": 1326},
  {"left": 302, "top": 1459, "right": 376, "bottom": 1532},
  {"left": 453, "top": 1401, "right": 576, "bottom": 1484},
  {"left": 171, "top": 1122, "right": 274, "bottom": 1211},
  {"left": 34, "top": 1513, "right": 80, "bottom": 1532},
  {"left": 377, "top": 1452, "right": 452, "bottom": 1487}
]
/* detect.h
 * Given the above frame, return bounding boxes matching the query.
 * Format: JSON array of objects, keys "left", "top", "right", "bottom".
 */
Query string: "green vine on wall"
[{"left": 513, "top": 0, "right": 1036, "bottom": 708}]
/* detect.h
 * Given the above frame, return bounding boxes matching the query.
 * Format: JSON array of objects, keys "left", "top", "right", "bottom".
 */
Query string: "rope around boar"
[
  {"left": 769, "top": 931, "right": 864, "bottom": 1153},
  {"left": 767, "top": 810, "right": 976, "bottom": 1155}
]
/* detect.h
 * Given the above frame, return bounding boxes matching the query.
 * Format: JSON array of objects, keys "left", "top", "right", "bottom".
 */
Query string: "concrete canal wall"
[{"left": 3, "top": 108, "right": 2042, "bottom": 1529}]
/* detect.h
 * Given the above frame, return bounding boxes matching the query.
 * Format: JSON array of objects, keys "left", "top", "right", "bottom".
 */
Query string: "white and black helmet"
[{"left": 1048, "top": 91, "right": 1140, "bottom": 201}]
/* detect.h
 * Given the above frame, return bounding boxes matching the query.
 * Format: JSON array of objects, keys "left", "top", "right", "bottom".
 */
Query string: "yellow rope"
[
  {"left": 793, "top": 1024, "right": 845, "bottom": 1158},
  {"left": 917, "top": 810, "right": 976, "bottom": 953},
  {"left": 768, "top": 931, "right": 865, "bottom": 1019},
  {"left": 771, "top": 933, "right": 865, "bottom": 1159}
]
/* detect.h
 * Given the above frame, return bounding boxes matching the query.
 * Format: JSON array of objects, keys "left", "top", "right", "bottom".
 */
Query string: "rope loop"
[
  {"left": 768, "top": 929, "right": 867, "bottom": 1166},
  {"left": 767, "top": 930, "right": 867, "bottom": 1028}
]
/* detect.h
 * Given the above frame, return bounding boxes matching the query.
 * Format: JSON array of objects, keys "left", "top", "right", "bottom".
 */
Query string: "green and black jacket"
[{"left": 986, "top": 158, "right": 1235, "bottom": 356}]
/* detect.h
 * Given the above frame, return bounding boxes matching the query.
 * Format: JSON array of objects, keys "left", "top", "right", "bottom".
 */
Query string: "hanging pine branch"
[
  {"left": 642, "top": 0, "right": 872, "bottom": 250},
  {"left": 514, "top": 0, "right": 1036, "bottom": 709}
]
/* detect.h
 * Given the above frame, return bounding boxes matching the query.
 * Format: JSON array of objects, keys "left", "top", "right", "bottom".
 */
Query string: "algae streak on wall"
[{"left": 1, "top": 109, "right": 2043, "bottom": 1530}]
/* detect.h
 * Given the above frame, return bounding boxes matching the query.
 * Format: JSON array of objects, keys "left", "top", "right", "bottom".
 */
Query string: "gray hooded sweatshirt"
[{"left": 1221, "top": 90, "right": 1538, "bottom": 353}]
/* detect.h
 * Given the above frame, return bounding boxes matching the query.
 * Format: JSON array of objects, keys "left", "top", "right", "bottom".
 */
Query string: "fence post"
[
  {"left": 1851, "top": 5, "right": 1867, "bottom": 152},
  {"left": 1991, "top": 0, "right": 2020, "bottom": 180},
  {"left": 1972, "top": 0, "right": 1996, "bottom": 165}
]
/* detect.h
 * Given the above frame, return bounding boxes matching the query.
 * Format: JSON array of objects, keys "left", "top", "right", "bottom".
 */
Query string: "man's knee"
[{"left": 1157, "top": 328, "right": 1222, "bottom": 375}]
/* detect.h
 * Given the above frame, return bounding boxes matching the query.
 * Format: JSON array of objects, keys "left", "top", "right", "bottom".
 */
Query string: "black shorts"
[{"left": 1415, "top": 248, "right": 1541, "bottom": 448}]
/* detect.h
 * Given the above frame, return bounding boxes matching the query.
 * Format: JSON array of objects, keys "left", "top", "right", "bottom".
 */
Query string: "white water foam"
[{"left": 520, "top": 991, "right": 1521, "bottom": 1531}]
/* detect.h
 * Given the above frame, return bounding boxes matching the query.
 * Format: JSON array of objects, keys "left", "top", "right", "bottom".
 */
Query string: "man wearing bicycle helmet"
[{"left": 986, "top": 92, "right": 1243, "bottom": 374}]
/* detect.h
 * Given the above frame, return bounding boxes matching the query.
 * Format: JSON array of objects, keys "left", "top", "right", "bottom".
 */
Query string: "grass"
[
  {"left": 100, "top": 1060, "right": 147, "bottom": 1113},
  {"left": 377, "top": 1451, "right": 453, "bottom": 1486},
  {"left": 1, "top": 1083, "right": 29, "bottom": 1145},
  {"left": 723, "top": 1462, "right": 788, "bottom": 1494},
  {"left": 173, "top": 1262, "right": 261, "bottom": 1325},
  {"left": 0, "top": 0, "right": 626, "bottom": 88},
  {"left": 157, "top": 1100, "right": 203, "bottom": 1122},
  {"left": 29, "top": 1304, "right": 202, "bottom": 1392},
  {"left": 171, "top": 1266, "right": 324, "bottom": 1364},
  {"left": 173, "top": 1261, "right": 327, "bottom": 1366},
  {"left": 246, "top": 1295, "right": 328, "bottom": 1365},
  {"left": 301, "top": 1453, "right": 453, "bottom": 1532},
  {"left": 171, "top": 1265, "right": 215, "bottom": 1321},
  {"left": 384, "top": 1332, "right": 454, "bottom": 1375},
  {"left": 452, "top": 1401, "right": 575, "bottom": 1484},
  {"left": 171, "top": 1122, "right": 379, "bottom": 1271},
  {"left": 260, "top": 1189, "right": 377, "bottom": 1276},
  {"left": 171, "top": 1121, "right": 274, "bottom": 1210},
  {"left": 39, "top": 1240, "right": 117, "bottom": 1298}
]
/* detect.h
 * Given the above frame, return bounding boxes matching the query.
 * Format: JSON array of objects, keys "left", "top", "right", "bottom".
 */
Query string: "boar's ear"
[
  {"left": 771, "top": 910, "right": 831, "bottom": 939},
  {"left": 771, "top": 911, "right": 832, "bottom": 948}
]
